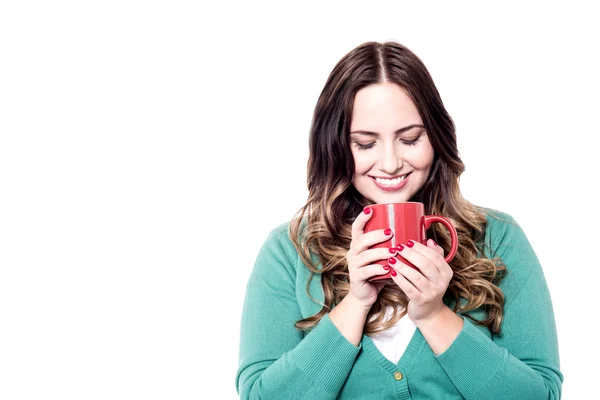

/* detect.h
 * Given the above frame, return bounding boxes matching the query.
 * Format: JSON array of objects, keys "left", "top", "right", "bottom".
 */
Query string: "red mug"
[{"left": 364, "top": 202, "right": 458, "bottom": 282}]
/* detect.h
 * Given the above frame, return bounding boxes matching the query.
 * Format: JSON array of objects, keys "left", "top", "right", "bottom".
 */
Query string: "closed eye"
[{"left": 354, "top": 136, "right": 422, "bottom": 151}]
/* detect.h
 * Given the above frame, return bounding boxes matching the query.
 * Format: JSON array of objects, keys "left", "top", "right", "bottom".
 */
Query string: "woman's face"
[{"left": 350, "top": 82, "right": 435, "bottom": 205}]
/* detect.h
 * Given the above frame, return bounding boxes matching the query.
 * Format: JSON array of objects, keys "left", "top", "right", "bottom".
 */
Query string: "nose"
[{"left": 379, "top": 142, "right": 403, "bottom": 174}]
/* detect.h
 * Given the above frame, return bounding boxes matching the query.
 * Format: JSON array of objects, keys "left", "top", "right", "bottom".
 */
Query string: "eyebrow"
[{"left": 349, "top": 124, "right": 425, "bottom": 137}]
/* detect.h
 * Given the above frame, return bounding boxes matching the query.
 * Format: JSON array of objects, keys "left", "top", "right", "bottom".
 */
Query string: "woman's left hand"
[{"left": 388, "top": 238, "right": 453, "bottom": 324}]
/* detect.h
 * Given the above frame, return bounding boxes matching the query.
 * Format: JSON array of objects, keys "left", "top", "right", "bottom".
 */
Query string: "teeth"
[{"left": 375, "top": 175, "right": 406, "bottom": 185}]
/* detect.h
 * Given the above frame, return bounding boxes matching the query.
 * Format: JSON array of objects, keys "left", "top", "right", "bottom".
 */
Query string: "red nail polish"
[
  {"left": 406, "top": 240, "right": 414, "bottom": 248},
  {"left": 397, "top": 244, "right": 404, "bottom": 251},
  {"left": 390, "top": 269, "right": 397, "bottom": 277},
  {"left": 388, "top": 248, "right": 397, "bottom": 254},
  {"left": 363, "top": 207, "right": 371, "bottom": 215},
  {"left": 384, "top": 228, "right": 392, "bottom": 236},
  {"left": 388, "top": 257, "right": 397, "bottom": 265},
  {"left": 383, "top": 265, "right": 390, "bottom": 270}
]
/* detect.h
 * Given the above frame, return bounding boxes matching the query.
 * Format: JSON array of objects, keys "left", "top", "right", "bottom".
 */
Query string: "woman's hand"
[
  {"left": 345, "top": 207, "right": 396, "bottom": 309},
  {"left": 388, "top": 239, "right": 453, "bottom": 323}
]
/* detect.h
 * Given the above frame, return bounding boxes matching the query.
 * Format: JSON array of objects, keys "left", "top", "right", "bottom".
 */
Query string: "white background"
[{"left": 1, "top": 1, "right": 598, "bottom": 399}]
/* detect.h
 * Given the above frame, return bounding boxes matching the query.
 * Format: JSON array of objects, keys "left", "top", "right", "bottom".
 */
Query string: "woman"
[{"left": 235, "top": 41, "right": 562, "bottom": 399}]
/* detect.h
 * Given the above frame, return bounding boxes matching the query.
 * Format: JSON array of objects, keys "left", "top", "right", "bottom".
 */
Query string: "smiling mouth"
[
  {"left": 370, "top": 172, "right": 411, "bottom": 184},
  {"left": 369, "top": 172, "right": 412, "bottom": 191}
]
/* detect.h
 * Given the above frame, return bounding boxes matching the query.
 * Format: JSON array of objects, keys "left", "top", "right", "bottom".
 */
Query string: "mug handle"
[{"left": 423, "top": 215, "right": 458, "bottom": 263}]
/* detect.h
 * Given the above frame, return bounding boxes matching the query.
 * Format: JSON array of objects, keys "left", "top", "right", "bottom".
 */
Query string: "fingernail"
[
  {"left": 388, "top": 248, "right": 397, "bottom": 254},
  {"left": 388, "top": 257, "right": 397, "bottom": 265},
  {"left": 383, "top": 265, "right": 390, "bottom": 270},
  {"left": 390, "top": 269, "right": 397, "bottom": 277},
  {"left": 396, "top": 244, "right": 404, "bottom": 251},
  {"left": 363, "top": 207, "right": 371, "bottom": 215},
  {"left": 406, "top": 240, "right": 415, "bottom": 248},
  {"left": 384, "top": 228, "right": 392, "bottom": 236}
]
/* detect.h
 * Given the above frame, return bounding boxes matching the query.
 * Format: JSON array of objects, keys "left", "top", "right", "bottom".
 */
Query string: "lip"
[
  {"left": 370, "top": 172, "right": 411, "bottom": 192},
  {"left": 371, "top": 173, "right": 408, "bottom": 179}
]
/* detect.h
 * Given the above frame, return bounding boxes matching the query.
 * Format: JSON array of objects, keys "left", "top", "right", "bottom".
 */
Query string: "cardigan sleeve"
[
  {"left": 235, "top": 226, "right": 360, "bottom": 399},
  {"left": 435, "top": 214, "right": 563, "bottom": 399}
]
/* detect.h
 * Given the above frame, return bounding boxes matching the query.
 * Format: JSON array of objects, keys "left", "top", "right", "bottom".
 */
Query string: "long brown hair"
[{"left": 289, "top": 41, "right": 507, "bottom": 334}]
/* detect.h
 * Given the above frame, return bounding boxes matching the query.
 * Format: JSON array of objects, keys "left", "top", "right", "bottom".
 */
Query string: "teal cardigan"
[{"left": 236, "top": 209, "right": 563, "bottom": 399}]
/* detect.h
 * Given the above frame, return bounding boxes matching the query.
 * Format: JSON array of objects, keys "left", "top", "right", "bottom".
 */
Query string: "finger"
[
  {"left": 394, "top": 262, "right": 432, "bottom": 293},
  {"left": 349, "top": 229, "right": 394, "bottom": 258},
  {"left": 404, "top": 240, "right": 445, "bottom": 264},
  {"left": 353, "top": 264, "right": 391, "bottom": 282},
  {"left": 394, "top": 248, "right": 439, "bottom": 284},
  {"left": 348, "top": 207, "right": 384, "bottom": 259},
  {"left": 427, "top": 239, "right": 445, "bottom": 257},
  {"left": 353, "top": 247, "right": 398, "bottom": 271},
  {"left": 425, "top": 239, "right": 453, "bottom": 281},
  {"left": 414, "top": 239, "right": 453, "bottom": 282},
  {"left": 389, "top": 268, "right": 420, "bottom": 299},
  {"left": 350, "top": 206, "right": 374, "bottom": 242},
  {"left": 397, "top": 241, "right": 445, "bottom": 280}
]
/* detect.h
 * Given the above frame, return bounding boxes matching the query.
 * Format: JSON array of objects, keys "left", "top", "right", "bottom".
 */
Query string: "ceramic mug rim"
[{"left": 368, "top": 201, "right": 423, "bottom": 206}]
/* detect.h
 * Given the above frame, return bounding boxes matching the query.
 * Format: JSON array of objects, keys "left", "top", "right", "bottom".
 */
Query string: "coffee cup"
[{"left": 364, "top": 202, "right": 458, "bottom": 282}]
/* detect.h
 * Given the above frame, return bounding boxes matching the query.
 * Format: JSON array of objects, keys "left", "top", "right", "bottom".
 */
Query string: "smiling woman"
[
  {"left": 349, "top": 83, "right": 434, "bottom": 201},
  {"left": 236, "top": 41, "right": 563, "bottom": 399}
]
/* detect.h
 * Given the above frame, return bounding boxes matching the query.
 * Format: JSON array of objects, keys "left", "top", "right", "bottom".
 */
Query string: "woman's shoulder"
[
  {"left": 475, "top": 206, "right": 546, "bottom": 297},
  {"left": 474, "top": 206, "right": 532, "bottom": 254},
  {"left": 260, "top": 220, "right": 294, "bottom": 250},
  {"left": 477, "top": 206, "right": 517, "bottom": 226},
  {"left": 247, "top": 221, "right": 301, "bottom": 287},
  {"left": 257, "top": 219, "right": 303, "bottom": 265},
  {"left": 264, "top": 219, "right": 300, "bottom": 245},
  {"left": 476, "top": 206, "right": 521, "bottom": 240},
  {"left": 476, "top": 206, "right": 536, "bottom": 261},
  {"left": 266, "top": 215, "right": 310, "bottom": 243}
]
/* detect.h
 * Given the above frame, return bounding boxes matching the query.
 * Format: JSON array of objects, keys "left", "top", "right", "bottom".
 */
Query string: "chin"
[
  {"left": 381, "top": 195, "right": 413, "bottom": 204},
  {"left": 377, "top": 185, "right": 417, "bottom": 201}
]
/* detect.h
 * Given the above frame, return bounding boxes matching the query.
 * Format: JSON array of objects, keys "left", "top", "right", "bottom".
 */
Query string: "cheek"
[
  {"left": 352, "top": 151, "right": 372, "bottom": 173},
  {"left": 407, "top": 146, "right": 434, "bottom": 169}
]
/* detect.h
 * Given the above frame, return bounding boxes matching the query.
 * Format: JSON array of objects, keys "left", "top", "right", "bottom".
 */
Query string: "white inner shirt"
[{"left": 368, "top": 306, "right": 417, "bottom": 364}]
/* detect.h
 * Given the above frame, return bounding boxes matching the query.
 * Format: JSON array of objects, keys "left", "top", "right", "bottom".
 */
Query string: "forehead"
[{"left": 351, "top": 83, "right": 421, "bottom": 130}]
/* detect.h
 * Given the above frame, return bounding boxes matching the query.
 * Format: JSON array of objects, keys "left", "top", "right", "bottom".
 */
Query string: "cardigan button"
[{"left": 393, "top": 371, "right": 403, "bottom": 380}]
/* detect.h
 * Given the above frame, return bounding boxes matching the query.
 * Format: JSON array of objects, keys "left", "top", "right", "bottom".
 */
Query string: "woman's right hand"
[{"left": 346, "top": 206, "right": 395, "bottom": 309}]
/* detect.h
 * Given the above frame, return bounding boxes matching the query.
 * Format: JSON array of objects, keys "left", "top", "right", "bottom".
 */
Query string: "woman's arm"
[
  {"left": 235, "top": 226, "right": 360, "bottom": 400},
  {"left": 433, "top": 214, "right": 563, "bottom": 399}
]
